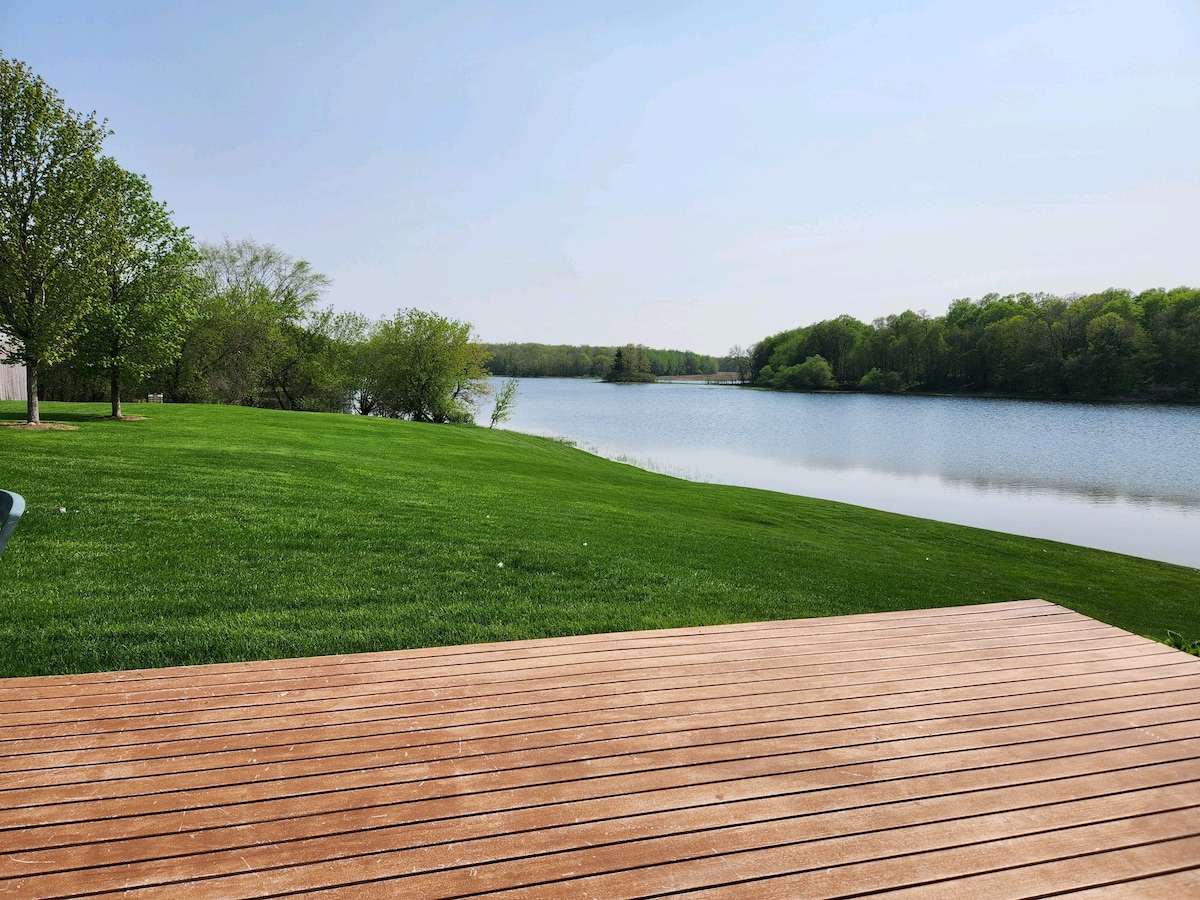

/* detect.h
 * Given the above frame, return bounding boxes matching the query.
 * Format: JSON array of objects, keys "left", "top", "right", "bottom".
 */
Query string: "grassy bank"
[{"left": 1, "top": 401, "right": 1197, "bottom": 677}]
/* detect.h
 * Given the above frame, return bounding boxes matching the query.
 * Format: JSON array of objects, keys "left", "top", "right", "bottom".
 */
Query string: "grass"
[{"left": 1, "top": 401, "right": 1197, "bottom": 677}]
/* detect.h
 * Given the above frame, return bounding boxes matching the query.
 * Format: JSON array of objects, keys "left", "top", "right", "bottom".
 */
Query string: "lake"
[{"left": 492, "top": 378, "right": 1200, "bottom": 570}]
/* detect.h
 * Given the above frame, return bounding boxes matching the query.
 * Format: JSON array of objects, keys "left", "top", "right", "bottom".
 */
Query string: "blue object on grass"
[{"left": 0, "top": 490, "right": 25, "bottom": 558}]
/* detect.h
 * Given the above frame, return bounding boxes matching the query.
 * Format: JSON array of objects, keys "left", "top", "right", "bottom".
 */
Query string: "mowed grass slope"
[{"left": 1, "top": 401, "right": 1197, "bottom": 677}]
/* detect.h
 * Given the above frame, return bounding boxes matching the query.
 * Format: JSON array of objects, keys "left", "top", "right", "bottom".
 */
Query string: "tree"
[
  {"left": 166, "top": 238, "right": 330, "bottom": 405},
  {"left": 608, "top": 345, "right": 627, "bottom": 380},
  {"left": 1139, "top": 287, "right": 1200, "bottom": 395},
  {"left": 72, "top": 158, "right": 199, "bottom": 418},
  {"left": 859, "top": 367, "right": 902, "bottom": 392},
  {"left": 603, "top": 344, "right": 655, "bottom": 383},
  {"left": 489, "top": 377, "right": 519, "bottom": 427},
  {"left": 0, "top": 54, "right": 109, "bottom": 423},
  {"left": 257, "top": 306, "right": 370, "bottom": 413},
  {"left": 1079, "top": 309, "right": 1149, "bottom": 394},
  {"left": 774, "top": 354, "right": 837, "bottom": 390},
  {"left": 362, "top": 308, "right": 491, "bottom": 423},
  {"left": 279, "top": 308, "right": 371, "bottom": 413},
  {"left": 729, "top": 345, "right": 753, "bottom": 384},
  {"left": 807, "top": 315, "right": 868, "bottom": 384}
]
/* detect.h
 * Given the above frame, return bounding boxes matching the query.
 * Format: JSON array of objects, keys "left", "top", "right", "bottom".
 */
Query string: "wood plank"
[
  {"left": 0, "top": 600, "right": 1196, "bottom": 898},
  {"left": 8, "top": 754, "right": 1199, "bottom": 894},
  {"left": 2, "top": 653, "right": 1188, "bottom": 773},
  {"left": 0, "top": 632, "right": 1162, "bottom": 743},
  {"left": 5, "top": 673, "right": 1197, "bottom": 799},
  {"left": 462, "top": 810, "right": 1200, "bottom": 900},
  {"left": 0, "top": 617, "right": 1133, "bottom": 724},
  {"left": 4, "top": 722, "right": 1197, "bottom": 864},
  {"left": 7, "top": 691, "right": 1197, "bottom": 819},
  {"left": 2, "top": 643, "right": 1178, "bottom": 763},
  {"left": 1043, "top": 867, "right": 1200, "bottom": 899},
  {"left": 0, "top": 599, "right": 1064, "bottom": 693}
]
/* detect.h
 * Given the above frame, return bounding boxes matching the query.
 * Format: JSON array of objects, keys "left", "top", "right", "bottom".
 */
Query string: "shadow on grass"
[
  {"left": 0, "top": 410, "right": 151, "bottom": 425},
  {"left": 0, "top": 411, "right": 98, "bottom": 424}
]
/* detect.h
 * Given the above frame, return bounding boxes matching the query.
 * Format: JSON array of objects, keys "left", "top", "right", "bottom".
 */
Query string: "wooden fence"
[{"left": 0, "top": 361, "right": 24, "bottom": 402}]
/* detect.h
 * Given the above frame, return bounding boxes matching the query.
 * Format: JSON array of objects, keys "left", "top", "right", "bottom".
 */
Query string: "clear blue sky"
[{"left": 4, "top": 0, "right": 1198, "bottom": 355}]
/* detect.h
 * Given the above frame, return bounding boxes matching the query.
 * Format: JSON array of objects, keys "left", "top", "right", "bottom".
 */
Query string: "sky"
[{"left": 3, "top": 0, "right": 1198, "bottom": 355}]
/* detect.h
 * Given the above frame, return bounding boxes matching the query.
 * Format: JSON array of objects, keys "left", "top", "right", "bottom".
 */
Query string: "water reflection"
[
  {"left": 750, "top": 449, "right": 1200, "bottom": 513},
  {"left": 496, "top": 379, "right": 1200, "bottom": 569}
]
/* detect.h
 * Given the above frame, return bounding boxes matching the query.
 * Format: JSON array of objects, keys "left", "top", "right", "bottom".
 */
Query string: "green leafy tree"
[
  {"left": 1139, "top": 287, "right": 1200, "bottom": 394},
  {"left": 296, "top": 308, "right": 371, "bottom": 413},
  {"left": 167, "top": 238, "right": 329, "bottom": 405},
  {"left": 603, "top": 344, "right": 655, "bottom": 383},
  {"left": 1036, "top": 294, "right": 1088, "bottom": 393},
  {"left": 775, "top": 354, "right": 837, "bottom": 390},
  {"left": 72, "top": 158, "right": 200, "bottom": 418},
  {"left": 489, "top": 377, "right": 519, "bottom": 427},
  {"left": 259, "top": 307, "right": 370, "bottom": 412},
  {"left": 859, "top": 367, "right": 902, "bottom": 392},
  {"left": 0, "top": 54, "right": 109, "bottom": 423},
  {"left": 807, "top": 315, "right": 868, "bottom": 384},
  {"left": 977, "top": 314, "right": 1036, "bottom": 393},
  {"left": 608, "top": 346, "right": 627, "bottom": 380},
  {"left": 1079, "top": 310, "right": 1149, "bottom": 394},
  {"left": 362, "top": 308, "right": 491, "bottom": 423}
]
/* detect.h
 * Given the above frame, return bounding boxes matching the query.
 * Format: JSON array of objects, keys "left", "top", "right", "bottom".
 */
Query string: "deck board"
[{"left": 2, "top": 599, "right": 1197, "bottom": 898}]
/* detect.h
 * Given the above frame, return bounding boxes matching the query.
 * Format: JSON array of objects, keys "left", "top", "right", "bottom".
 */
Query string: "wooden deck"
[{"left": 1, "top": 599, "right": 1198, "bottom": 898}]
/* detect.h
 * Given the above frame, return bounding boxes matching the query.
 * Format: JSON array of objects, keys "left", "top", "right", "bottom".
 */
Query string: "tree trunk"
[
  {"left": 25, "top": 362, "right": 39, "bottom": 425},
  {"left": 110, "top": 372, "right": 122, "bottom": 419}
]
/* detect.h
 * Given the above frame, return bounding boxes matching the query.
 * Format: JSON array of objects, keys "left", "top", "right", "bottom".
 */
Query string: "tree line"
[
  {"left": 38, "top": 236, "right": 500, "bottom": 424},
  {"left": 485, "top": 343, "right": 733, "bottom": 379},
  {"left": 0, "top": 54, "right": 508, "bottom": 426},
  {"left": 751, "top": 287, "right": 1200, "bottom": 399}
]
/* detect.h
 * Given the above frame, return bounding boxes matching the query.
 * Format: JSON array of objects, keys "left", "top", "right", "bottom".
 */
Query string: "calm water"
[{"left": 493, "top": 378, "right": 1200, "bottom": 569}]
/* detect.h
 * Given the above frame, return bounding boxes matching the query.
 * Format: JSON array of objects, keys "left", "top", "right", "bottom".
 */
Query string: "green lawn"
[{"left": 1, "top": 401, "right": 1197, "bottom": 677}]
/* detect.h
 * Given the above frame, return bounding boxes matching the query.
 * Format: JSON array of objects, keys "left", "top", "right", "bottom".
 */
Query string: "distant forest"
[
  {"left": 752, "top": 287, "right": 1200, "bottom": 400},
  {"left": 486, "top": 286, "right": 1199, "bottom": 401},
  {"left": 485, "top": 343, "right": 736, "bottom": 379}
]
